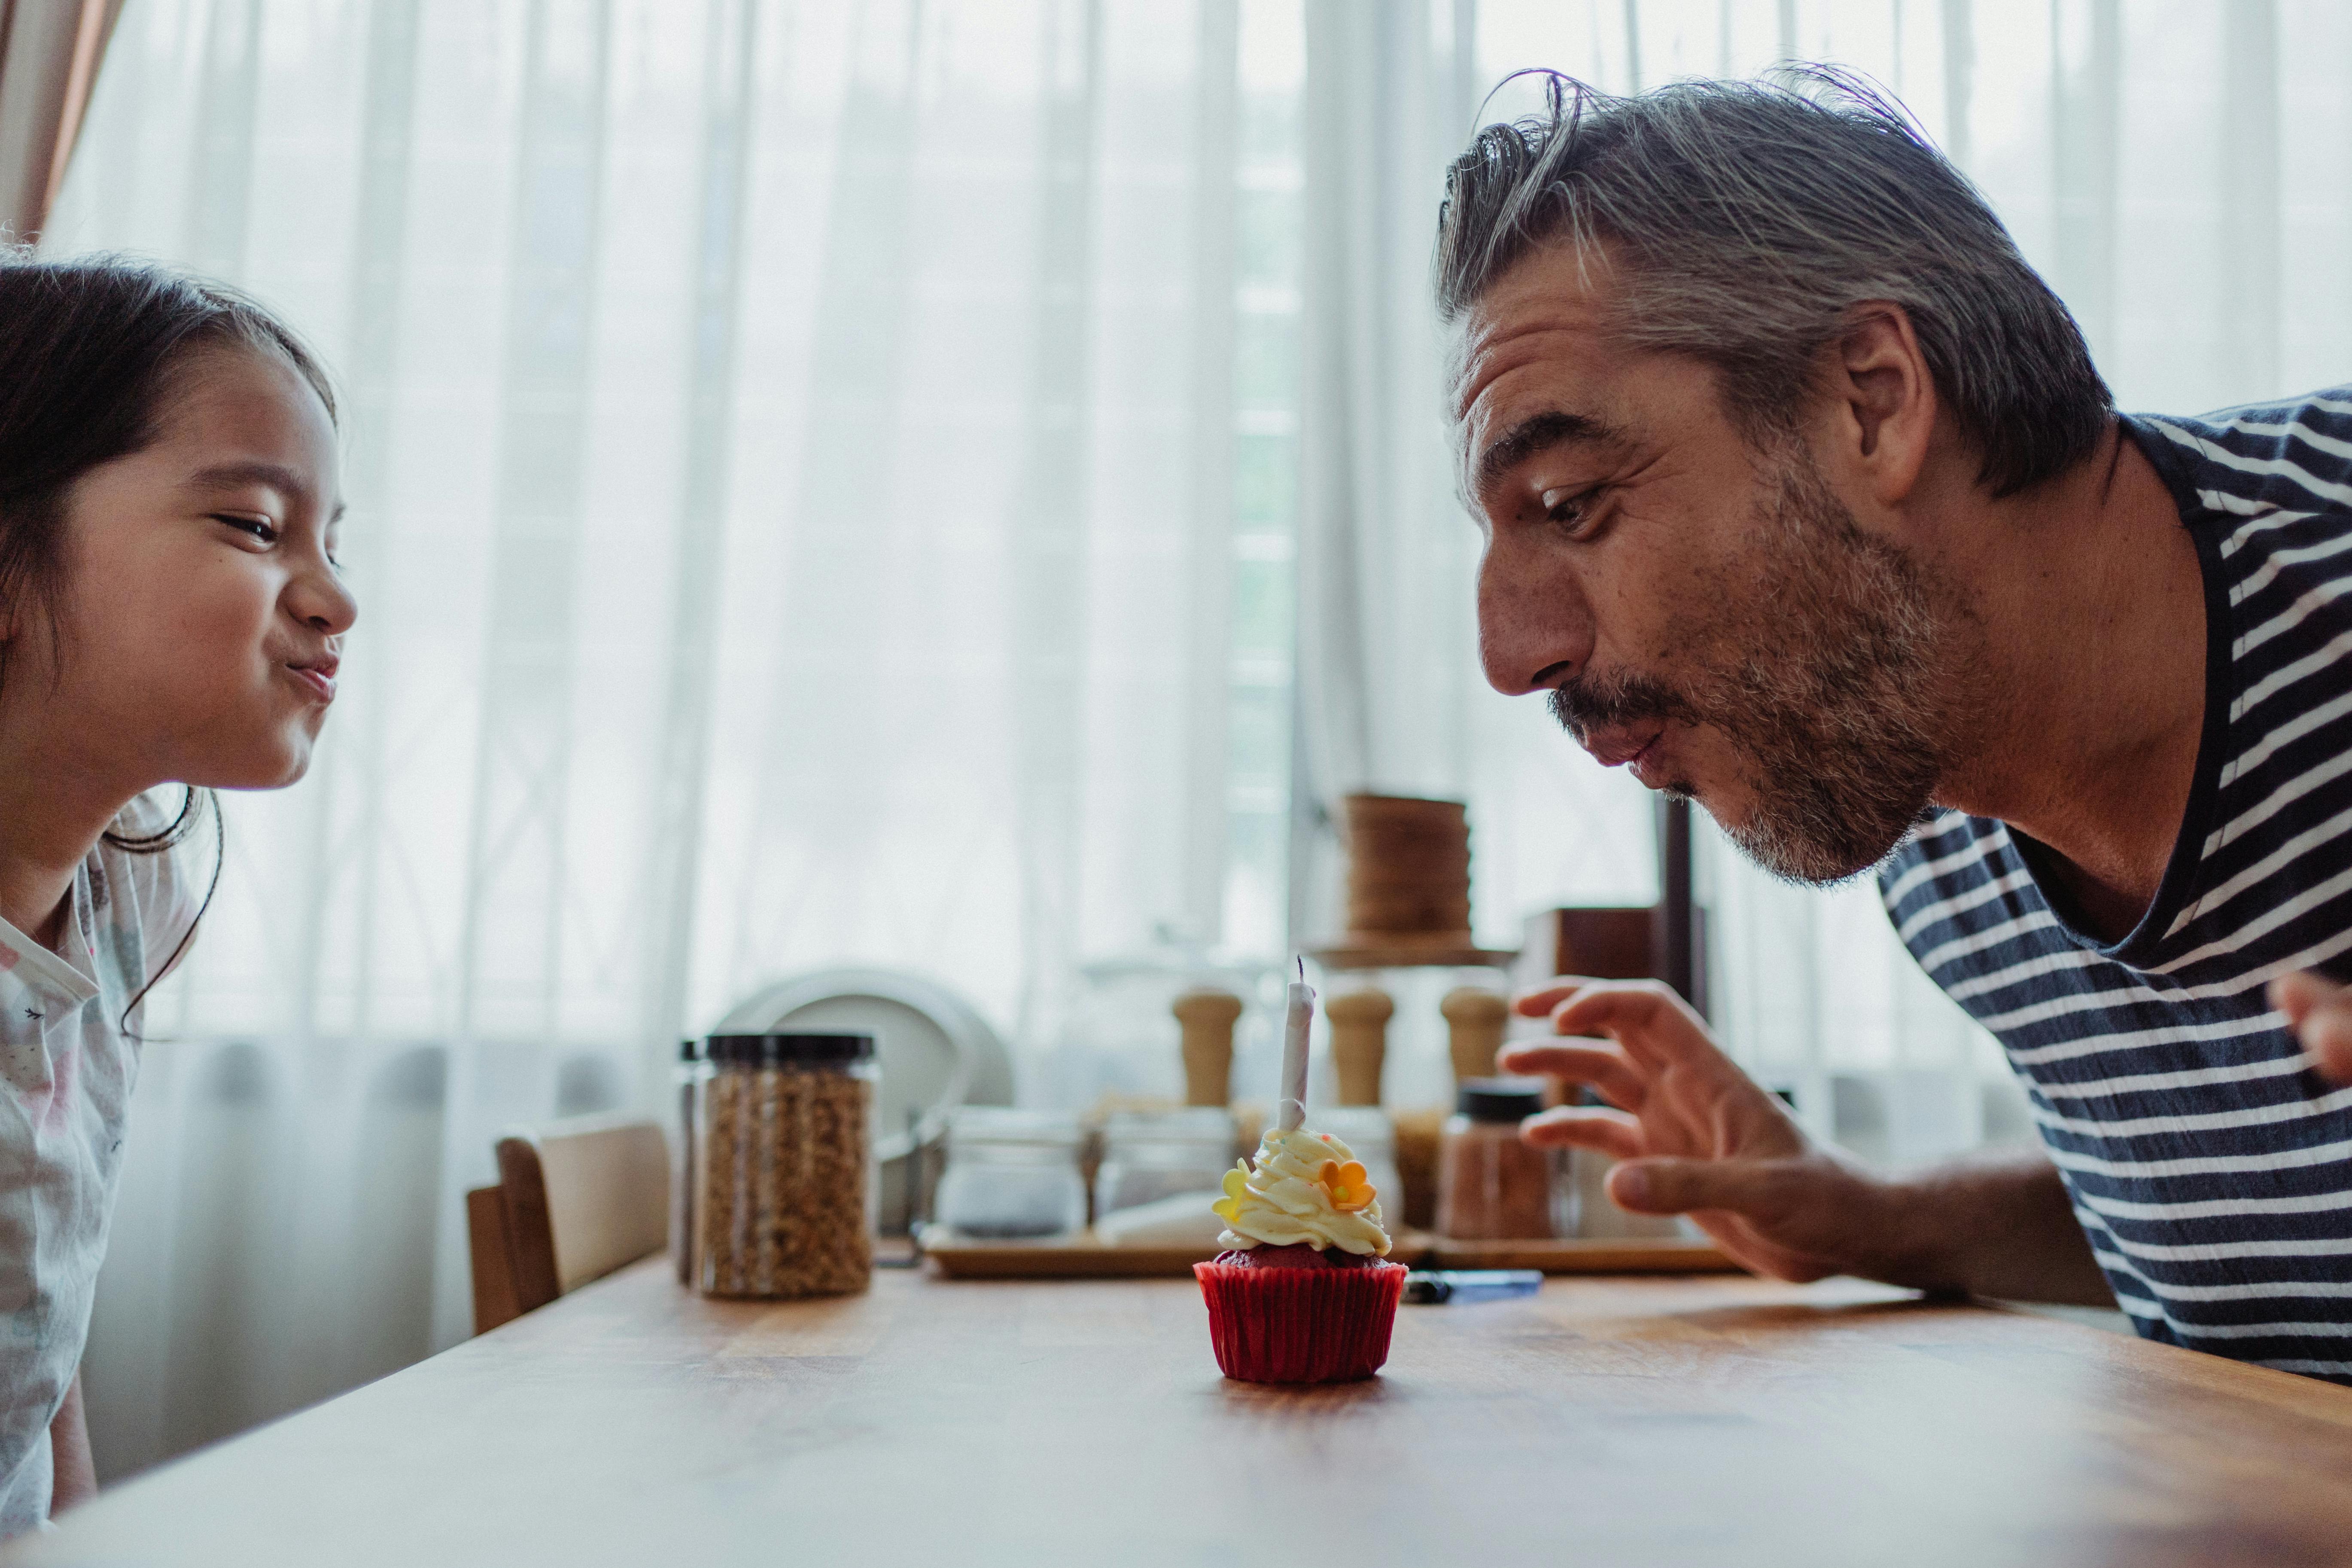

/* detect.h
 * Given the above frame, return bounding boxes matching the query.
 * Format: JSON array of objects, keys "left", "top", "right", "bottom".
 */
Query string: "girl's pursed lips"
[{"left": 283, "top": 656, "right": 337, "bottom": 701}]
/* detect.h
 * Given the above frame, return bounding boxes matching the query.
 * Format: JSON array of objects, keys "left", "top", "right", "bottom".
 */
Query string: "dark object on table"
[{"left": 1404, "top": 1268, "right": 1543, "bottom": 1304}]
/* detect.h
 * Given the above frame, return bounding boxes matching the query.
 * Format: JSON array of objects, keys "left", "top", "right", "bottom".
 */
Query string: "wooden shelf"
[{"left": 1307, "top": 939, "right": 1518, "bottom": 971}]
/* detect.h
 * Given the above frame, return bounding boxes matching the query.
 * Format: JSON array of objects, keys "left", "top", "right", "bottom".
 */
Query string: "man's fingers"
[
  {"left": 2274, "top": 971, "right": 2352, "bottom": 1084},
  {"left": 2272, "top": 969, "right": 2343, "bottom": 1026},
  {"left": 1494, "top": 1042, "right": 1647, "bottom": 1110},
  {"left": 1513, "top": 978, "right": 1593, "bottom": 1017},
  {"left": 1545, "top": 980, "right": 1716, "bottom": 1071},
  {"left": 1549, "top": 978, "right": 1679, "bottom": 1035},
  {"left": 1608, "top": 1156, "right": 1783, "bottom": 1217},
  {"left": 1520, "top": 1106, "right": 1644, "bottom": 1161}
]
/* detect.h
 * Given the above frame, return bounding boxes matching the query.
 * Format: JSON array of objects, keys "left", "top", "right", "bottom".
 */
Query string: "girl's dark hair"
[{"left": 0, "top": 251, "right": 338, "bottom": 1026}]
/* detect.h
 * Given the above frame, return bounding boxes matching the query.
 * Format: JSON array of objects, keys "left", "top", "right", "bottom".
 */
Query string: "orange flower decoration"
[{"left": 1317, "top": 1159, "right": 1375, "bottom": 1213}]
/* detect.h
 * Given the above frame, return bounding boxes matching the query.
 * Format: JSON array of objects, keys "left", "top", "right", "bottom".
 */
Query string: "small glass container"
[
  {"left": 1313, "top": 1107, "right": 1403, "bottom": 1221},
  {"left": 933, "top": 1108, "right": 1087, "bottom": 1239},
  {"left": 1435, "top": 1077, "right": 1562, "bottom": 1240},
  {"left": 1568, "top": 1087, "right": 1683, "bottom": 1239},
  {"left": 1093, "top": 1108, "right": 1235, "bottom": 1218},
  {"left": 696, "top": 1032, "right": 877, "bottom": 1299}
]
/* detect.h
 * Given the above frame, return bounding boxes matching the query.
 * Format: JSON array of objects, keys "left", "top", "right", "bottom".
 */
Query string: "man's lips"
[{"left": 1580, "top": 726, "right": 1664, "bottom": 769}]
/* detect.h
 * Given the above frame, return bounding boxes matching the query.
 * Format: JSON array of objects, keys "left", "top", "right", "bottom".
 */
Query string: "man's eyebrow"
[
  {"left": 1471, "top": 409, "right": 1620, "bottom": 499},
  {"left": 188, "top": 460, "right": 346, "bottom": 522}
]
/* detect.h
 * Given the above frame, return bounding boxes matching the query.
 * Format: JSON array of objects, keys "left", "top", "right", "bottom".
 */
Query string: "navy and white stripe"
[{"left": 1880, "top": 390, "right": 2352, "bottom": 1382}]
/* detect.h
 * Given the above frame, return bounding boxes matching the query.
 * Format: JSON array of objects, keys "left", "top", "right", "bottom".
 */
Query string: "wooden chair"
[{"left": 466, "top": 1113, "right": 671, "bottom": 1334}]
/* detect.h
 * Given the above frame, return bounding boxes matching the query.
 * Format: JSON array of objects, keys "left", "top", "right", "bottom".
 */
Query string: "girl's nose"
[{"left": 289, "top": 560, "right": 359, "bottom": 636}]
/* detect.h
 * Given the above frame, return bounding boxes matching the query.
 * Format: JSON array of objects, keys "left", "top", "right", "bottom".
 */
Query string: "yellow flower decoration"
[
  {"left": 1212, "top": 1164, "right": 1251, "bottom": 1225},
  {"left": 1317, "top": 1159, "right": 1375, "bottom": 1213}
]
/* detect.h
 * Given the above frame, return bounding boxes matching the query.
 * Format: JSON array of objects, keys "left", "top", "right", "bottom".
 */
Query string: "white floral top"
[{"left": 0, "top": 795, "right": 194, "bottom": 1538}]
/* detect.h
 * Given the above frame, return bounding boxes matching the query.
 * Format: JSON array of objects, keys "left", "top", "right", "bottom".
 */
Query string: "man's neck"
[{"left": 1929, "top": 422, "right": 2206, "bottom": 943}]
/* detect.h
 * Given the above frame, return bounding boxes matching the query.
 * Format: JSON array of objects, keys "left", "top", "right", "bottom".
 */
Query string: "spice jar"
[
  {"left": 1434, "top": 1077, "right": 1561, "bottom": 1239},
  {"left": 932, "top": 1108, "right": 1087, "bottom": 1239},
  {"left": 1094, "top": 1108, "right": 1235, "bottom": 1218},
  {"left": 697, "top": 1032, "right": 877, "bottom": 1299}
]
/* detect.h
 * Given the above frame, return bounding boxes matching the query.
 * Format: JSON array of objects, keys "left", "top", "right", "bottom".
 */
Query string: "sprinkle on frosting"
[{"left": 1212, "top": 1125, "right": 1391, "bottom": 1256}]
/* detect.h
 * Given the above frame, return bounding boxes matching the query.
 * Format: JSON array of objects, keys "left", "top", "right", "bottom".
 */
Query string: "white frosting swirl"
[{"left": 1212, "top": 1125, "right": 1391, "bottom": 1256}]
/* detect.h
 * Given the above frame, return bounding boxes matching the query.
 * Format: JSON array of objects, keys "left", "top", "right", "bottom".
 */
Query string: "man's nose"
[{"left": 1476, "top": 539, "right": 1591, "bottom": 697}]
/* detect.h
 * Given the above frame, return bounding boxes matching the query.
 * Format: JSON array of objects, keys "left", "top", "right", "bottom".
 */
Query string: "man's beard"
[{"left": 1549, "top": 449, "right": 1964, "bottom": 886}]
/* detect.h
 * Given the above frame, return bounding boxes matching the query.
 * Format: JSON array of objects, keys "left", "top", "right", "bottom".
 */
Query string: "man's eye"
[
  {"left": 1541, "top": 488, "right": 1597, "bottom": 530},
  {"left": 213, "top": 514, "right": 278, "bottom": 545}
]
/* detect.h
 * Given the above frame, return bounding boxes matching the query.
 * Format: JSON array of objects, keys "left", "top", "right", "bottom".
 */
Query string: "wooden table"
[{"left": 14, "top": 1257, "right": 2352, "bottom": 1566}]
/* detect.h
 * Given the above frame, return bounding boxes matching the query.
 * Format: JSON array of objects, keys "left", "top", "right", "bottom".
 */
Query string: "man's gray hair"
[{"left": 1435, "top": 69, "right": 2111, "bottom": 496}]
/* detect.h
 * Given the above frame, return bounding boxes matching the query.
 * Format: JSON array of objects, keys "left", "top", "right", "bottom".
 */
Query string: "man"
[{"left": 1442, "top": 70, "right": 2352, "bottom": 1379}]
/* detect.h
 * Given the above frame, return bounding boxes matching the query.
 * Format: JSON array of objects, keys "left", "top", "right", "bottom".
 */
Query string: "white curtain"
[
  {"left": 38, "top": 0, "right": 2352, "bottom": 1482},
  {"left": 47, "top": 0, "right": 1312, "bottom": 1480}
]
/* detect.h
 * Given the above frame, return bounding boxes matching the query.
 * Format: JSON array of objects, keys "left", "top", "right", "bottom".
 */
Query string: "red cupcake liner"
[{"left": 1193, "top": 1259, "right": 1408, "bottom": 1383}]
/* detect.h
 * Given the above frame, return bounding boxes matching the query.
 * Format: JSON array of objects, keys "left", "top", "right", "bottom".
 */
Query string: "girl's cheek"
[{"left": 116, "top": 551, "right": 279, "bottom": 700}]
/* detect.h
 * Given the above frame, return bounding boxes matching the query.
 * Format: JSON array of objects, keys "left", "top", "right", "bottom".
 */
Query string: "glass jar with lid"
[
  {"left": 1093, "top": 1108, "right": 1235, "bottom": 1219},
  {"left": 933, "top": 1108, "right": 1087, "bottom": 1239},
  {"left": 1434, "top": 1077, "right": 1565, "bottom": 1240},
  {"left": 696, "top": 1032, "right": 878, "bottom": 1299}
]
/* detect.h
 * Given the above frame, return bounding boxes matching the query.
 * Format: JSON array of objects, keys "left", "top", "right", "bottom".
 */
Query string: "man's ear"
[{"left": 1827, "top": 302, "right": 1936, "bottom": 507}]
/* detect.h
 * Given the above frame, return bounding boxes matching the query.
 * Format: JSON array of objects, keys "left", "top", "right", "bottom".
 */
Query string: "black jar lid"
[
  {"left": 704, "top": 1032, "right": 875, "bottom": 1066},
  {"left": 1457, "top": 1076, "right": 1546, "bottom": 1123}
]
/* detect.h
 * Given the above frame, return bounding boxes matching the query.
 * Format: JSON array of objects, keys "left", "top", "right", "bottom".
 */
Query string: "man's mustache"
[{"left": 1547, "top": 670, "right": 1700, "bottom": 740}]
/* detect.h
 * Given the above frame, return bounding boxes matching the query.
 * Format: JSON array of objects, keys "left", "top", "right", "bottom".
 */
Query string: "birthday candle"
[{"left": 1278, "top": 957, "right": 1313, "bottom": 1132}]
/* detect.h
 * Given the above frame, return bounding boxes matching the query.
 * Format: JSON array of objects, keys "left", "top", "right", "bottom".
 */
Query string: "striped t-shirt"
[{"left": 1878, "top": 389, "right": 2352, "bottom": 1380}]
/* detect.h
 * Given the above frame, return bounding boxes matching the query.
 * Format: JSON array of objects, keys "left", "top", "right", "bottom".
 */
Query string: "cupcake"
[{"left": 1193, "top": 1123, "right": 1408, "bottom": 1383}]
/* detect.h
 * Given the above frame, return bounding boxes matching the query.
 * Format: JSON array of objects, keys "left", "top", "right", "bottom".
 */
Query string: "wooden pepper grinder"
[
  {"left": 1173, "top": 987, "right": 1244, "bottom": 1106},
  {"left": 1326, "top": 986, "right": 1394, "bottom": 1106},
  {"left": 1440, "top": 986, "right": 1509, "bottom": 1083}
]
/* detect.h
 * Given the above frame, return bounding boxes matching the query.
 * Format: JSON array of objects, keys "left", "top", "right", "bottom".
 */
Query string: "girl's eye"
[{"left": 213, "top": 514, "right": 278, "bottom": 545}]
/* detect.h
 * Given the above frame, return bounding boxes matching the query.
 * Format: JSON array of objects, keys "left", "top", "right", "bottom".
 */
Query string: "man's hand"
[
  {"left": 1500, "top": 978, "right": 1919, "bottom": 1284},
  {"left": 2270, "top": 970, "right": 2352, "bottom": 1084},
  {"left": 1500, "top": 977, "right": 2114, "bottom": 1306}
]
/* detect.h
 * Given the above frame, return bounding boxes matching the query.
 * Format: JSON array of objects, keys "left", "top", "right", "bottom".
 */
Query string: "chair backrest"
[{"left": 467, "top": 1114, "right": 670, "bottom": 1334}]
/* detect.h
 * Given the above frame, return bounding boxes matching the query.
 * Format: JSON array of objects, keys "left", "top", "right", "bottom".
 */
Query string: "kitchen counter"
[{"left": 12, "top": 1257, "right": 2352, "bottom": 1566}]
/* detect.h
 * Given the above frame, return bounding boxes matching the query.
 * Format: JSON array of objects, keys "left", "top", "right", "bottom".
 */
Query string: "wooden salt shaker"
[
  {"left": 1173, "top": 987, "right": 1244, "bottom": 1107},
  {"left": 1440, "top": 987, "right": 1509, "bottom": 1083},
  {"left": 1326, "top": 987, "right": 1394, "bottom": 1106}
]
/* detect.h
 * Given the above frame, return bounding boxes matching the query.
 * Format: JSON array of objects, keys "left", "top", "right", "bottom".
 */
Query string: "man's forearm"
[{"left": 1875, "top": 1151, "right": 2116, "bottom": 1306}]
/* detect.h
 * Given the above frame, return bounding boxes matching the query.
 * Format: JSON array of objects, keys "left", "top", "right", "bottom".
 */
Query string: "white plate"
[{"left": 712, "top": 968, "right": 1013, "bottom": 1162}]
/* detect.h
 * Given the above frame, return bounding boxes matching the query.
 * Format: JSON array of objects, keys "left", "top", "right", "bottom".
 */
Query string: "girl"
[{"left": 0, "top": 255, "right": 354, "bottom": 1534}]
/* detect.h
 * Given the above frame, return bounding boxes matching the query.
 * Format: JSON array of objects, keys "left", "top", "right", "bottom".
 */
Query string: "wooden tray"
[
  {"left": 1425, "top": 1235, "right": 1736, "bottom": 1273},
  {"left": 921, "top": 1228, "right": 1739, "bottom": 1279},
  {"left": 922, "top": 1230, "right": 1217, "bottom": 1279}
]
